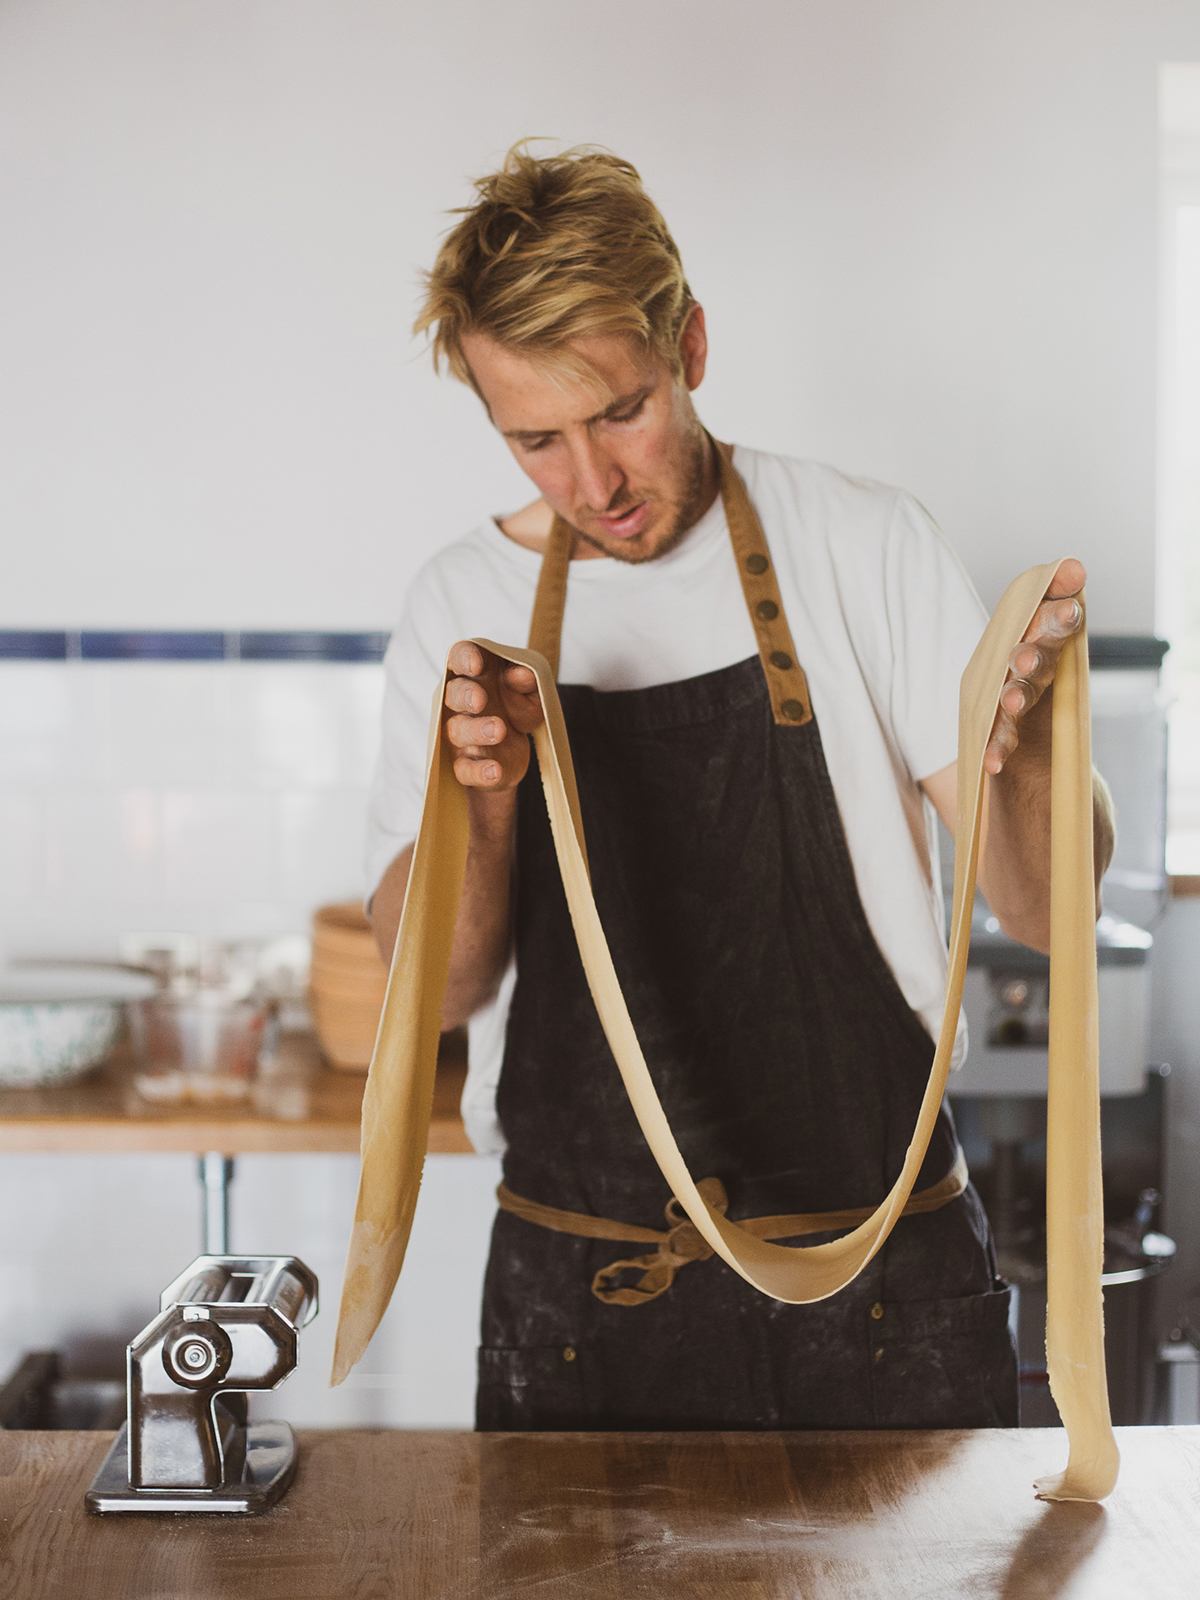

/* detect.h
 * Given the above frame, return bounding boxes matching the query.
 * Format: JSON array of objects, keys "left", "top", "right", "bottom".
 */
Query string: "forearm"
[
  {"left": 442, "top": 789, "right": 518, "bottom": 1027},
  {"left": 368, "top": 788, "right": 518, "bottom": 1028},
  {"left": 978, "top": 695, "right": 1115, "bottom": 953}
]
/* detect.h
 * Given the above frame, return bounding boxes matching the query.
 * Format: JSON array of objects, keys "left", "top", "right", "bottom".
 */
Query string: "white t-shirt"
[{"left": 365, "top": 445, "right": 988, "bottom": 1155}]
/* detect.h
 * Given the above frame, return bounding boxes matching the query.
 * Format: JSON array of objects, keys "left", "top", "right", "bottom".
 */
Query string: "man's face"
[{"left": 460, "top": 310, "right": 716, "bottom": 563}]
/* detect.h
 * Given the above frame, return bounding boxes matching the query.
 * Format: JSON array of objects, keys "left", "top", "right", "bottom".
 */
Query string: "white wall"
[
  {"left": 0, "top": 659, "right": 383, "bottom": 959},
  {"left": 3, "top": 0, "right": 1199, "bottom": 632}
]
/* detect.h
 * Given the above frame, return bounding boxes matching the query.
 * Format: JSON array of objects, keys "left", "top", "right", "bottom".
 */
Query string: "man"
[{"left": 365, "top": 146, "right": 1112, "bottom": 1432}]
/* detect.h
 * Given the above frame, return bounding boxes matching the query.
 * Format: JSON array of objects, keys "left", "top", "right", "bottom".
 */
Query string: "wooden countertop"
[
  {"left": 0, "top": 1425, "right": 1196, "bottom": 1598},
  {"left": 0, "top": 1030, "right": 473, "bottom": 1155}
]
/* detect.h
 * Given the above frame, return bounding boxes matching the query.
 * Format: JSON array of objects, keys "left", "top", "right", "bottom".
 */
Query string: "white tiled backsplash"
[
  {"left": 0, "top": 661, "right": 385, "bottom": 960},
  {"left": 0, "top": 655, "right": 505, "bottom": 1430}
]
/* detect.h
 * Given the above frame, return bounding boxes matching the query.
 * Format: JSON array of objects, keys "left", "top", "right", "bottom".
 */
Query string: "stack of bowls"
[{"left": 309, "top": 903, "right": 389, "bottom": 1071}]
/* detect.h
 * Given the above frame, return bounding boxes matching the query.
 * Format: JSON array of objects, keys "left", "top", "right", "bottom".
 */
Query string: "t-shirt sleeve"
[
  {"left": 363, "top": 577, "right": 450, "bottom": 904},
  {"left": 882, "top": 491, "right": 989, "bottom": 783}
]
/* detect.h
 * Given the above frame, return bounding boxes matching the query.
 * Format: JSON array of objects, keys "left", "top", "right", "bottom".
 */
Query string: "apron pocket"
[
  {"left": 868, "top": 1282, "right": 1018, "bottom": 1430},
  {"left": 476, "top": 1343, "right": 591, "bottom": 1432}
]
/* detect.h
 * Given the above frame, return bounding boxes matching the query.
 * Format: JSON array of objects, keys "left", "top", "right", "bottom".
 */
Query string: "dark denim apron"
[{"left": 477, "top": 480, "right": 1017, "bottom": 1433}]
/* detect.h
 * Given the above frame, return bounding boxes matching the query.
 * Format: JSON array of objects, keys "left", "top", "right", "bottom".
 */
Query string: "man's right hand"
[{"left": 444, "top": 642, "right": 545, "bottom": 791}]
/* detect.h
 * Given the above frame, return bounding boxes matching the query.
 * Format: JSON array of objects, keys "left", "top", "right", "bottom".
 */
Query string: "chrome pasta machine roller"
[{"left": 86, "top": 1255, "right": 318, "bottom": 1515}]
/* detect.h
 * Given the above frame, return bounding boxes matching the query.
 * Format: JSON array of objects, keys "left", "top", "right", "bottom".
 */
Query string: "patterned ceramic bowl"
[{"left": 0, "top": 965, "right": 158, "bottom": 1089}]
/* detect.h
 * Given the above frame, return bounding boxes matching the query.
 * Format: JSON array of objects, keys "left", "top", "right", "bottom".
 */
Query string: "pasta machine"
[{"left": 85, "top": 1254, "right": 318, "bottom": 1515}]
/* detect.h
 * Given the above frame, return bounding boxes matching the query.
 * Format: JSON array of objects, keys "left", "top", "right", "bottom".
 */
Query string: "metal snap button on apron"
[
  {"left": 770, "top": 651, "right": 793, "bottom": 670},
  {"left": 562, "top": 1346, "right": 576, "bottom": 1362},
  {"left": 756, "top": 599, "right": 778, "bottom": 621},
  {"left": 870, "top": 1302, "right": 884, "bottom": 1320},
  {"left": 745, "top": 553, "right": 769, "bottom": 574},
  {"left": 781, "top": 700, "right": 806, "bottom": 721}
]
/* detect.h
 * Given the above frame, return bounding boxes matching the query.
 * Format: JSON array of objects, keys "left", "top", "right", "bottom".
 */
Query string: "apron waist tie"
[{"left": 496, "top": 1148, "right": 969, "bottom": 1307}]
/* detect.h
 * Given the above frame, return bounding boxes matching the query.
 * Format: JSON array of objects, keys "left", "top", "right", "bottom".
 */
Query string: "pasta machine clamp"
[{"left": 85, "top": 1254, "right": 318, "bottom": 1515}]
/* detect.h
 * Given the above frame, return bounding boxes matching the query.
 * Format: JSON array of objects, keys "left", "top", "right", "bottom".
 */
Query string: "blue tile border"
[
  {"left": 79, "top": 630, "right": 227, "bottom": 661},
  {"left": 0, "top": 631, "right": 69, "bottom": 660},
  {"left": 236, "top": 631, "right": 390, "bottom": 662},
  {"left": 0, "top": 629, "right": 1165, "bottom": 670},
  {"left": 0, "top": 630, "right": 389, "bottom": 663}
]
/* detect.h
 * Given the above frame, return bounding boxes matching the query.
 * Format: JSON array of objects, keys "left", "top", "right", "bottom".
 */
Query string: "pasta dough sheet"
[{"left": 331, "top": 562, "right": 1118, "bottom": 1503}]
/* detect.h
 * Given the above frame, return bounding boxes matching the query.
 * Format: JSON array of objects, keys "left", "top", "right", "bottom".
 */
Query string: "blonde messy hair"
[{"left": 414, "top": 144, "right": 694, "bottom": 392}]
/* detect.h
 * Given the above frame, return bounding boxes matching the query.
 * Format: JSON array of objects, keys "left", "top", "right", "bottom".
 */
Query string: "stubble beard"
[{"left": 571, "top": 423, "right": 714, "bottom": 566}]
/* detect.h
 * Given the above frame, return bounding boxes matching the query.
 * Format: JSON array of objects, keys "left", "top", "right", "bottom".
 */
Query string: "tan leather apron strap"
[
  {"left": 498, "top": 1147, "right": 969, "bottom": 1307},
  {"left": 743, "top": 1145, "right": 969, "bottom": 1237},
  {"left": 591, "top": 1177, "right": 730, "bottom": 1307},
  {"left": 495, "top": 1183, "right": 666, "bottom": 1246},
  {"left": 712, "top": 439, "right": 813, "bottom": 726},
  {"left": 526, "top": 515, "right": 574, "bottom": 676},
  {"left": 522, "top": 440, "right": 812, "bottom": 724}
]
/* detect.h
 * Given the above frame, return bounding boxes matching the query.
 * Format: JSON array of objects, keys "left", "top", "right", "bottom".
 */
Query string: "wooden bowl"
[
  {"left": 312, "top": 902, "right": 377, "bottom": 953},
  {"left": 310, "top": 902, "right": 389, "bottom": 1072}
]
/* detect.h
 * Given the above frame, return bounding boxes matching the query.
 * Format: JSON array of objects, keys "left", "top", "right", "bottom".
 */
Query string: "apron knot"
[{"left": 591, "top": 1178, "right": 729, "bottom": 1306}]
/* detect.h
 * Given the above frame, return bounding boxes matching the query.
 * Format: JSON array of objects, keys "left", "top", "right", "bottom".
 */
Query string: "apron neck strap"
[
  {"left": 525, "top": 435, "right": 812, "bottom": 727},
  {"left": 527, "top": 514, "right": 574, "bottom": 679},
  {"left": 712, "top": 438, "right": 812, "bottom": 726}
]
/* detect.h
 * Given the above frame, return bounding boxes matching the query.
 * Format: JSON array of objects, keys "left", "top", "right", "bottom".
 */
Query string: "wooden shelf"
[{"left": 0, "top": 1030, "right": 473, "bottom": 1155}]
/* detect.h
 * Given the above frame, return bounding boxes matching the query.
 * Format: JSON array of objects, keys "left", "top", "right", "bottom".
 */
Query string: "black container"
[{"left": 0, "top": 1351, "right": 125, "bottom": 1431}]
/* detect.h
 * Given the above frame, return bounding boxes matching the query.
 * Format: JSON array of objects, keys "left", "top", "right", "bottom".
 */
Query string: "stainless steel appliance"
[{"left": 86, "top": 1255, "right": 318, "bottom": 1515}]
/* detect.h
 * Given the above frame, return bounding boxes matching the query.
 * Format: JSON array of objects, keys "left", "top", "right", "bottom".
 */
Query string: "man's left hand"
[{"left": 983, "top": 558, "right": 1086, "bottom": 777}]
